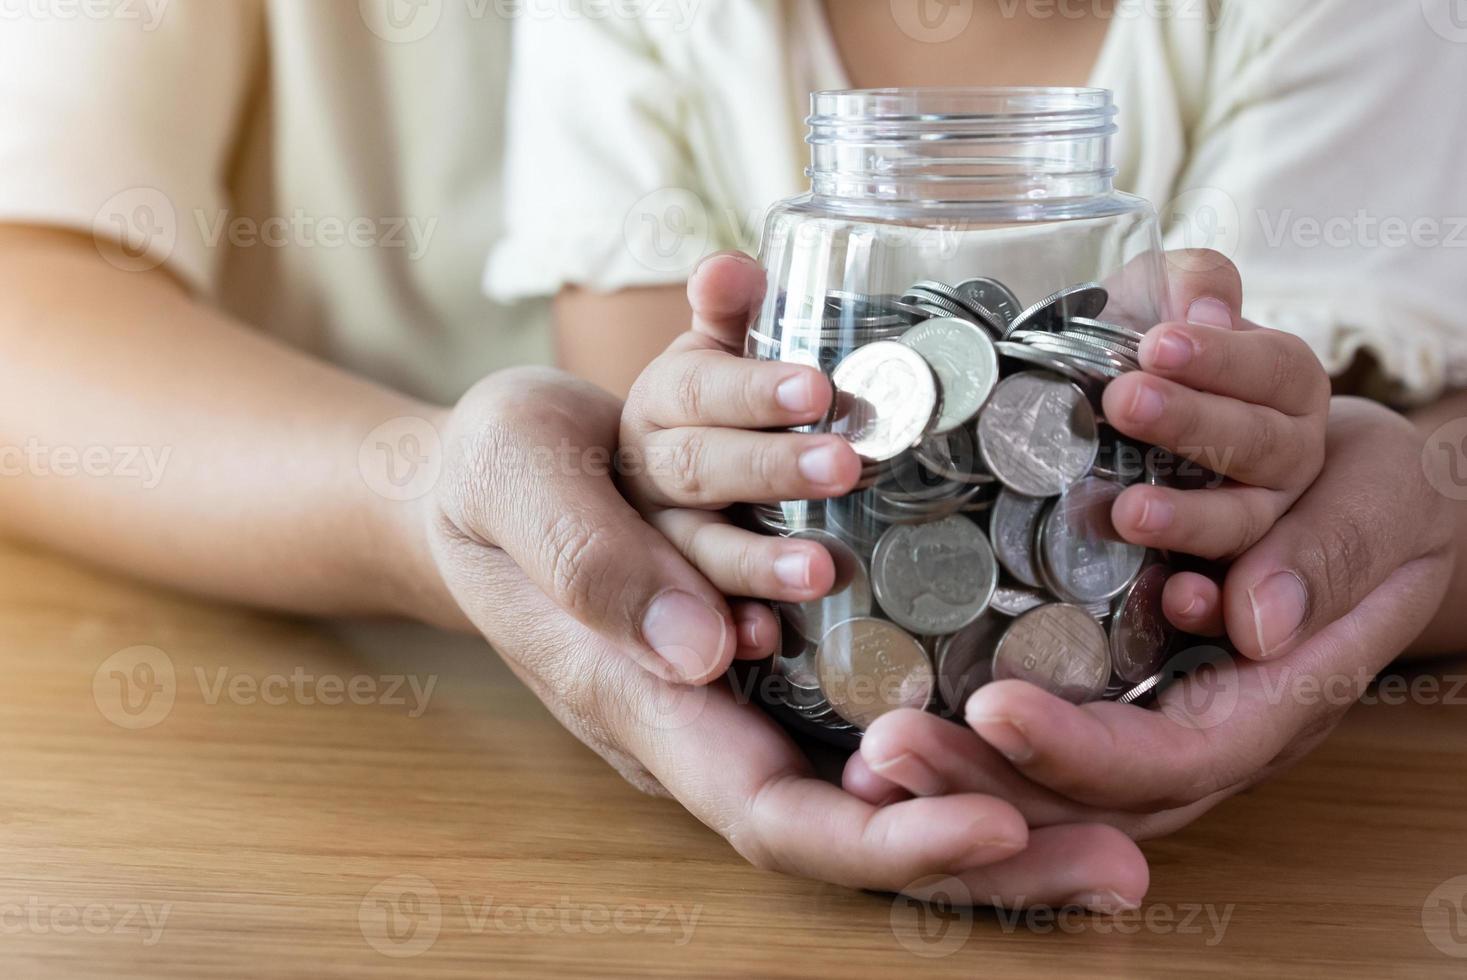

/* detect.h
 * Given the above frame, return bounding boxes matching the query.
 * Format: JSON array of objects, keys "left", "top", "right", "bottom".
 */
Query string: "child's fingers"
[
  {"left": 1102, "top": 373, "right": 1323, "bottom": 491},
  {"left": 634, "top": 428, "right": 861, "bottom": 509},
  {"left": 1137, "top": 321, "right": 1330, "bottom": 418},
  {"left": 649, "top": 508, "right": 837, "bottom": 603},
  {"left": 686, "top": 251, "right": 766, "bottom": 351},
  {"left": 1111, "top": 482, "right": 1286, "bottom": 560},
  {"left": 730, "top": 599, "right": 781, "bottom": 660},
  {"left": 1161, "top": 572, "right": 1225, "bottom": 636},
  {"left": 627, "top": 347, "right": 830, "bottom": 431}
]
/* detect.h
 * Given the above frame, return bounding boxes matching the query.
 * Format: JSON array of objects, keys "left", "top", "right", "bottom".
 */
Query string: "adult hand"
[{"left": 845, "top": 397, "right": 1456, "bottom": 842}]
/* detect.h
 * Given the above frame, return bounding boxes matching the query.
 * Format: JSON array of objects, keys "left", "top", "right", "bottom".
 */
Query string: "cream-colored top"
[
  {"left": 0, "top": 0, "right": 551, "bottom": 404},
  {"left": 488, "top": 0, "right": 1467, "bottom": 403}
]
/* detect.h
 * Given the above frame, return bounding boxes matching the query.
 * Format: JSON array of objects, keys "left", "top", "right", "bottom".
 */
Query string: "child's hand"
[
  {"left": 1100, "top": 255, "right": 1332, "bottom": 639},
  {"left": 619, "top": 252, "right": 865, "bottom": 606}
]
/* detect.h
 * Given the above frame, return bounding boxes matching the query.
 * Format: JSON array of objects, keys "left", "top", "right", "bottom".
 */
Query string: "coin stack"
[{"left": 745, "top": 278, "right": 1184, "bottom": 744}]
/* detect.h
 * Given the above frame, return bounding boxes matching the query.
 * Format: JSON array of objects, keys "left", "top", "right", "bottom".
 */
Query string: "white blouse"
[{"left": 488, "top": 0, "right": 1467, "bottom": 403}]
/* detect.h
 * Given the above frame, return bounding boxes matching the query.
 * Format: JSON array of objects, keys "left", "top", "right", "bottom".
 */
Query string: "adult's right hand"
[{"left": 416, "top": 366, "right": 1148, "bottom": 908}]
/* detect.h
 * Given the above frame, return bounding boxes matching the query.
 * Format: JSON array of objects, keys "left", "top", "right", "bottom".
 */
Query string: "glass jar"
[{"left": 745, "top": 88, "right": 1176, "bottom": 747}]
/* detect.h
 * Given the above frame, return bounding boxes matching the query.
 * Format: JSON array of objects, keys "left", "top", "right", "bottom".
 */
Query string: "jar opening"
[{"left": 807, "top": 87, "right": 1117, "bottom": 209}]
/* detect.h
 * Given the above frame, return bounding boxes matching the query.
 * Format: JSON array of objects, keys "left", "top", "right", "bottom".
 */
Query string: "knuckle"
[
  {"left": 541, "top": 511, "right": 622, "bottom": 622},
  {"left": 673, "top": 358, "right": 708, "bottom": 421},
  {"left": 1297, "top": 503, "right": 1375, "bottom": 611},
  {"left": 668, "top": 433, "right": 709, "bottom": 501}
]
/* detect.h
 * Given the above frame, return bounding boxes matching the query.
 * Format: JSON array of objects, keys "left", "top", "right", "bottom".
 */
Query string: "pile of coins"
[{"left": 744, "top": 278, "right": 1184, "bottom": 743}]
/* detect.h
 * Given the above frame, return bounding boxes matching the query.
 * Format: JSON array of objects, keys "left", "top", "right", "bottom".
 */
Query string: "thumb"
[
  {"left": 1221, "top": 406, "right": 1434, "bottom": 661},
  {"left": 1161, "top": 248, "right": 1247, "bottom": 330},
  {"left": 687, "top": 251, "right": 766, "bottom": 350},
  {"left": 439, "top": 369, "right": 738, "bottom": 685}
]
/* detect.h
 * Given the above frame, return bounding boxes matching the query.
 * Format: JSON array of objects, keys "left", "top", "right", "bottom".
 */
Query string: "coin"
[
  {"left": 988, "top": 487, "right": 1048, "bottom": 589},
  {"left": 1110, "top": 563, "right": 1176, "bottom": 683},
  {"left": 899, "top": 317, "right": 1000, "bottom": 433},
  {"left": 992, "top": 603, "right": 1110, "bottom": 704},
  {"left": 956, "top": 277, "right": 1023, "bottom": 329},
  {"left": 977, "top": 372, "right": 1099, "bottom": 497},
  {"left": 816, "top": 617, "right": 934, "bottom": 729},
  {"left": 786, "top": 529, "right": 873, "bottom": 641},
  {"left": 870, "top": 516, "right": 999, "bottom": 635},
  {"left": 1116, "top": 670, "right": 1166, "bottom": 705},
  {"left": 1037, "top": 476, "right": 1146, "bottom": 604},
  {"left": 829, "top": 342, "right": 939, "bottom": 462},
  {"left": 935, "top": 611, "right": 1005, "bottom": 713},
  {"left": 1008, "top": 283, "right": 1109, "bottom": 336},
  {"left": 990, "top": 582, "right": 1048, "bottom": 617}
]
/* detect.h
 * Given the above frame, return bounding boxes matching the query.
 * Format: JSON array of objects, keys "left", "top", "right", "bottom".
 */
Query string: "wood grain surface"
[{"left": 0, "top": 539, "right": 1463, "bottom": 978}]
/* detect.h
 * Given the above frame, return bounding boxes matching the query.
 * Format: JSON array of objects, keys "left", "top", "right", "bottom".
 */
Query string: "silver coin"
[
  {"left": 829, "top": 342, "right": 939, "bottom": 462},
  {"left": 935, "top": 611, "right": 1006, "bottom": 713},
  {"left": 994, "top": 341, "right": 1109, "bottom": 392},
  {"left": 786, "top": 529, "right": 874, "bottom": 641},
  {"left": 992, "top": 603, "right": 1110, "bottom": 704},
  {"left": 908, "top": 280, "right": 1006, "bottom": 337},
  {"left": 899, "top": 317, "right": 1000, "bottom": 434},
  {"left": 1116, "top": 670, "right": 1166, "bottom": 706},
  {"left": 977, "top": 372, "right": 1099, "bottom": 497},
  {"left": 816, "top": 617, "right": 934, "bottom": 729},
  {"left": 1067, "top": 316, "right": 1144, "bottom": 346},
  {"left": 956, "top": 277, "right": 1023, "bottom": 329},
  {"left": 1037, "top": 476, "right": 1147, "bottom": 604},
  {"left": 1008, "top": 283, "right": 1109, "bottom": 336},
  {"left": 988, "top": 487, "right": 1048, "bottom": 589},
  {"left": 870, "top": 516, "right": 998, "bottom": 635},
  {"left": 1110, "top": 563, "right": 1176, "bottom": 684},
  {"left": 990, "top": 582, "right": 1048, "bottom": 617}
]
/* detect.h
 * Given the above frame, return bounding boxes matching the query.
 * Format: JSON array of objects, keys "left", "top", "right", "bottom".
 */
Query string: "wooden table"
[{"left": 1, "top": 539, "right": 1464, "bottom": 978}]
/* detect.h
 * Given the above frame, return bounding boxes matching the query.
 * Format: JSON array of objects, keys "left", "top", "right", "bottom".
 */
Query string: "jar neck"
[{"left": 807, "top": 88, "right": 1117, "bottom": 210}]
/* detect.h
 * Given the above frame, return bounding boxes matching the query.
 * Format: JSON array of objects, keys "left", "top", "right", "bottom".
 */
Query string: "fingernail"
[
  {"left": 869, "top": 752, "right": 944, "bottom": 797},
  {"left": 776, "top": 374, "right": 817, "bottom": 414},
  {"left": 1186, "top": 297, "right": 1234, "bottom": 329},
  {"left": 1178, "top": 593, "right": 1203, "bottom": 619},
  {"left": 735, "top": 612, "right": 763, "bottom": 650},
  {"left": 966, "top": 716, "right": 1033, "bottom": 764},
  {"left": 798, "top": 443, "right": 845, "bottom": 486},
  {"left": 641, "top": 590, "right": 727, "bottom": 680},
  {"left": 773, "top": 551, "right": 811, "bottom": 590},
  {"left": 1065, "top": 890, "right": 1141, "bottom": 915},
  {"left": 1127, "top": 383, "right": 1166, "bottom": 423},
  {"left": 1248, "top": 571, "right": 1309, "bottom": 657},
  {"left": 1145, "top": 330, "right": 1195, "bottom": 371},
  {"left": 1136, "top": 495, "right": 1175, "bottom": 533}
]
